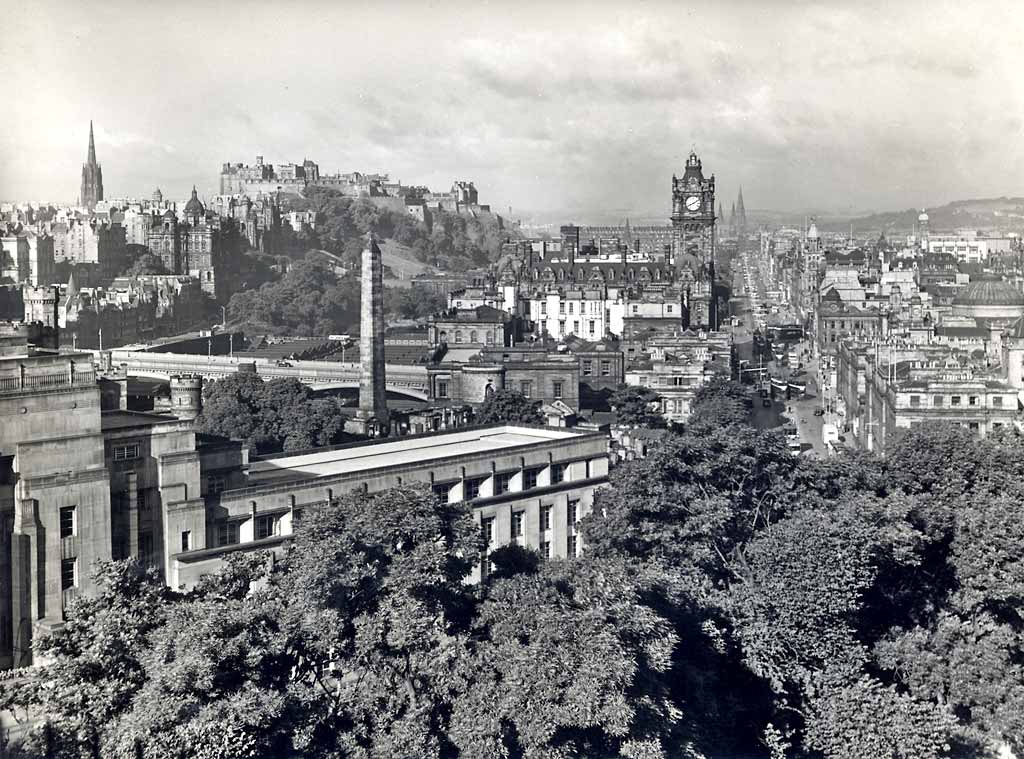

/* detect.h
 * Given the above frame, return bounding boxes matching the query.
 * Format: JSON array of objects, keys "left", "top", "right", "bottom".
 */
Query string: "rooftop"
[
  {"left": 101, "top": 409, "right": 182, "bottom": 431},
  {"left": 247, "top": 425, "right": 587, "bottom": 484}
]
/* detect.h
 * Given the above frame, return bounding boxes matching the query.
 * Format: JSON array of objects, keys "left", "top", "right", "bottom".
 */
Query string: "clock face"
[{"left": 685, "top": 195, "right": 701, "bottom": 212}]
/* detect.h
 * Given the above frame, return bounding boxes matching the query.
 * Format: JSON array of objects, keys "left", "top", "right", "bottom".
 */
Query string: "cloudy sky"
[{"left": 2, "top": 0, "right": 1022, "bottom": 219}]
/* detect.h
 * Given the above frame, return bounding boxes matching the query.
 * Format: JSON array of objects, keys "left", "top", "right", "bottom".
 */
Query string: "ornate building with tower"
[
  {"left": 80, "top": 121, "right": 104, "bottom": 211},
  {"left": 146, "top": 189, "right": 235, "bottom": 300},
  {"left": 670, "top": 151, "right": 717, "bottom": 328}
]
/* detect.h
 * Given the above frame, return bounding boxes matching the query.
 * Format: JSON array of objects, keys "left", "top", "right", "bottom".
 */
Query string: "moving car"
[{"left": 814, "top": 407, "right": 824, "bottom": 416}]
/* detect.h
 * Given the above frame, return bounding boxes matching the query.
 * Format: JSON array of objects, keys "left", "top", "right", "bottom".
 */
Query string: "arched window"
[
  {"left": 470, "top": 330, "right": 478, "bottom": 342},
  {"left": 455, "top": 330, "right": 463, "bottom": 343}
]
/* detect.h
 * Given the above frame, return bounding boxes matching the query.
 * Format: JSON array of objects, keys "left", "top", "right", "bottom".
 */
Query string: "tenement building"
[{"left": 168, "top": 425, "right": 609, "bottom": 589}]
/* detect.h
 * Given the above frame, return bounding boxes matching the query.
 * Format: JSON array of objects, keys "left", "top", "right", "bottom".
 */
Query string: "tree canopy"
[
  {"left": 609, "top": 384, "right": 666, "bottom": 428},
  {"left": 689, "top": 377, "right": 751, "bottom": 428},
  {"left": 473, "top": 388, "right": 544, "bottom": 426},
  {"left": 195, "top": 373, "right": 353, "bottom": 454}
]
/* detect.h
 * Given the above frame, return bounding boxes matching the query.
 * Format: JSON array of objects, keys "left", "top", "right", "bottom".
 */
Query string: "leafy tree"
[
  {"left": 121, "top": 252, "right": 168, "bottom": 277},
  {"left": 689, "top": 377, "right": 751, "bottom": 428},
  {"left": 226, "top": 259, "right": 361, "bottom": 337},
  {"left": 609, "top": 384, "right": 665, "bottom": 428},
  {"left": 196, "top": 373, "right": 351, "bottom": 454},
  {"left": 474, "top": 388, "right": 544, "bottom": 426}
]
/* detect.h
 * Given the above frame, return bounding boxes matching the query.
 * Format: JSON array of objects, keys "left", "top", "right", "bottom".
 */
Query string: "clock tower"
[{"left": 671, "top": 151, "right": 717, "bottom": 329}]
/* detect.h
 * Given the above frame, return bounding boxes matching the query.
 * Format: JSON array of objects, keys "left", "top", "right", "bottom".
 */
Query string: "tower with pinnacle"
[
  {"left": 670, "top": 150, "right": 717, "bottom": 329},
  {"left": 80, "top": 121, "right": 104, "bottom": 211},
  {"left": 736, "top": 187, "right": 747, "bottom": 235}
]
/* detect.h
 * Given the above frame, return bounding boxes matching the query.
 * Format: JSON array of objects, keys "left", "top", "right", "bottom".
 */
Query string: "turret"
[{"left": 169, "top": 374, "right": 203, "bottom": 421}]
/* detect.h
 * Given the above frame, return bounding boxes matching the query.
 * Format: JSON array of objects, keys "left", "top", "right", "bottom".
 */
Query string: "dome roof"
[
  {"left": 184, "top": 186, "right": 204, "bottom": 215},
  {"left": 807, "top": 222, "right": 820, "bottom": 239},
  {"left": 953, "top": 278, "right": 1024, "bottom": 307},
  {"left": 162, "top": 208, "right": 176, "bottom": 220},
  {"left": 918, "top": 209, "right": 929, "bottom": 222}
]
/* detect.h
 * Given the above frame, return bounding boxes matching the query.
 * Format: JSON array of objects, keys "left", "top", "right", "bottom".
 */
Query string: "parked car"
[
  {"left": 275, "top": 360, "right": 293, "bottom": 367},
  {"left": 814, "top": 407, "right": 825, "bottom": 416},
  {"left": 762, "top": 398, "right": 772, "bottom": 408}
]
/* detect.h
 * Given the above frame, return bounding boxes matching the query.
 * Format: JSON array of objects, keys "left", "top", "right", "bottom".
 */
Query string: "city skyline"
[{"left": 2, "top": 0, "right": 1023, "bottom": 217}]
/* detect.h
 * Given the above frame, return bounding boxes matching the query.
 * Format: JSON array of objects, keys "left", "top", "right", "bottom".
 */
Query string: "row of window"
[
  {"left": 438, "top": 463, "right": 569, "bottom": 503},
  {"left": 554, "top": 319, "right": 599, "bottom": 337},
  {"left": 581, "top": 359, "right": 613, "bottom": 377},
  {"left": 214, "top": 514, "right": 281, "bottom": 548},
  {"left": 479, "top": 499, "right": 581, "bottom": 576},
  {"left": 908, "top": 394, "right": 1004, "bottom": 408},
  {"left": 435, "top": 380, "right": 562, "bottom": 400}
]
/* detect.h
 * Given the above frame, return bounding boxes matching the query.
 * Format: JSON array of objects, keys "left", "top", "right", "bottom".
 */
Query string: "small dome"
[
  {"left": 952, "top": 278, "right": 1024, "bottom": 307},
  {"left": 807, "top": 222, "right": 820, "bottom": 239},
  {"left": 918, "top": 209, "right": 929, "bottom": 222},
  {"left": 184, "top": 186, "right": 204, "bottom": 216},
  {"left": 162, "top": 208, "right": 176, "bottom": 220}
]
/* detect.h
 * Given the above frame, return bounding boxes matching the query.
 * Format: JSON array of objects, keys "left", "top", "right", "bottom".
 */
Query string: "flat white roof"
[{"left": 247, "top": 425, "right": 582, "bottom": 484}]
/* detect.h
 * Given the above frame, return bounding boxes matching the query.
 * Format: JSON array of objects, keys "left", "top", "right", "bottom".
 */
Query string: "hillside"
[{"left": 843, "top": 197, "right": 1024, "bottom": 235}]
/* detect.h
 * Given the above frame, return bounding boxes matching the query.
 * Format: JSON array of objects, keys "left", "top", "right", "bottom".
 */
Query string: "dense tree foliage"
[
  {"left": 609, "top": 384, "right": 666, "bottom": 428},
  {"left": 473, "top": 389, "right": 544, "bottom": 426},
  {"left": 121, "top": 252, "right": 168, "bottom": 277},
  {"left": 584, "top": 421, "right": 1024, "bottom": 757},
  {"left": 4, "top": 487, "right": 689, "bottom": 759},
  {"left": 385, "top": 287, "right": 447, "bottom": 321},
  {"left": 689, "top": 377, "right": 751, "bottom": 428},
  {"left": 227, "top": 259, "right": 361, "bottom": 336},
  {"left": 195, "top": 373, "right": 353, "bottom": 454}
]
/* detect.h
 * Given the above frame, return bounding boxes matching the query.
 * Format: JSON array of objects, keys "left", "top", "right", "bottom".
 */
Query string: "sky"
[{"left": 2, "top": 0, "right": 1023, "bottom": 220}]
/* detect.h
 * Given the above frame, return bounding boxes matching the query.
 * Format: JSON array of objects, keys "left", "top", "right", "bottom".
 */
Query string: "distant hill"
[{"left": 840, "top": 197, "right": 1024, "bottom": 235}]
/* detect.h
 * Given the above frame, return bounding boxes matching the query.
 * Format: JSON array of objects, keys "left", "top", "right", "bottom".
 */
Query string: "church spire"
[
  {"left": 87, "top": 120, "right": 96, "bottom": 164},
  {"left": 80, "top": 120, "right": 103, "bottom": 210}
]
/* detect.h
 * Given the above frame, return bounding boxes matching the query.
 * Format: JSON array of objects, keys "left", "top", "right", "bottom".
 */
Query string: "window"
[
  {"left": 486, "top": 331, "right": 494, "bottom": 345},
  {"left": 470, "top": 330, "right": 478, "bottom": 343},
  {"left": 455, "top": 331, "right": 463, "bottom": 343},
  {"left": 553, "top": 381, "right": 563, "bottom": 399},
  {"left": 588, "top": 320, "right": 595, "bottom": 336},
  {"left": 61, "top": 559, "right": 76, "bottom": 591},
  {"left": 180, "top": 531, "right": 191, "bottom": 552},
  {"left": 113, "top": 443, "right": 140, "bottom": 461},
  {"left": 464, "top": 477, "right": 484, "bottom": 501},
  {"left": 494, "top": 471, "right": 513, "bottom": 495},
  {"left": 540, "top": 301, "right": 547, "bottom": 315},
  {"left": 951, "top": 396, "right": 962, "bottom": 406},
  {"left": 520, "top": 380, "right": 532, "bottom": 398},
  {"left": 933, "top": 395, "right": 943, "bottom": 407},
  {"left": 969, "top": 422, "right": 980, "bottom": 431},
  {"left": 432, "top": 482, "right": 450, "bottom": 502},
  {"left": 568, "top": 302, "right": 574, "bottom": 315},
  {"left": 969, "top": 396, "right": 978, "bottom": 406},
  {"left": 993, "top": 396, "right": 1003, "bottom": 407},
  {"left": 558, "top": 320, "right": 566, "bottom": 334},
  {"left": 206, "top": 474, "right": 225, "bottom": 495},
  {"left": 568, "top": 535, "right": 578, "bottom": 558},
  {"left": 540, "top": 504, "right": 552, "bottom": 531},
  {"left": 481, "top": 516, "right": 494, "bottom": 547},
  {"left": 600, "top": 360, "right": 611, "bottom": 377},
  {"left": 632, "top": 304, "right": 639, "bottom": 314},
  {"left": 59, "top": 506, "right": 75, "bottom": 539},
  {"left": 582, "top": 360, "right": 593, "bottom": 376},
  {"left": 256, "top": 515, "right": 279, "bottom": 540},
  {"left": 568, "top": 499, "right": 580, "bottom": 523},
  {"left": 559, "top": 302, "right": 565, "bottom": 314},
  {"left": 666, "top": 304, "right": 673, "bottom": 313},
  {"left": 140, "top": 532, "right": 154, "bottom": 564},
  {"left": 217, "top": 521, "right": 240, "bottom": 547},
  {"left": 572, "top": 320, "right": 579, "bottom": 334},
  {"left": 523, "top": 467, "right": 540, "bottom": 490},
  {"left": 511, "top": 511, "right": 524, "bottom": 539},
  {"left": 551, "top": 463, "right": 566, "bottom": 484},
  {"left": 436, "top": 380, "right": 449, "bottom": 399},
  {"left": 541, "top": 540, "right": 551, "bottom": 559},
  {"left": 909, "top": 395, "right": 920, "bottom": 407}
]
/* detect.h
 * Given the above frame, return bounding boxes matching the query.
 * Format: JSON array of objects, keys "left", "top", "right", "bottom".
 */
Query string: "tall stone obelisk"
[{"left": 356, "top": 233, "right": 389, "bottom": 436}]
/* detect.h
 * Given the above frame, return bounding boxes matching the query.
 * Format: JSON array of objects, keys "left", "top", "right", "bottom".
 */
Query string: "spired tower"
[
  {"left": 355, "top": 233, "right": 389, "bottom": 436},
  {"left": 80, "top": 121, "right": 104, "bottom": 210},
  {"left": 736, "top": 187, "right": 747, "bottom": 235},
  {"left": 671, "top": 151, "right": 717, "bottom": 329}
]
